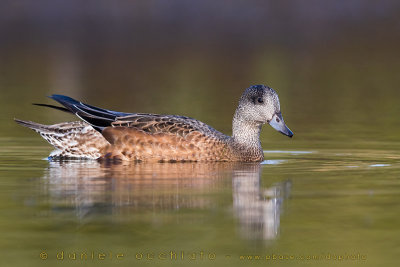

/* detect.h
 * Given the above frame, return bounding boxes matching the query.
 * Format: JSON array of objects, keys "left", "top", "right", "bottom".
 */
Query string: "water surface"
[{"left": 1, "top": 137, "right": 399, "bottom": 266}]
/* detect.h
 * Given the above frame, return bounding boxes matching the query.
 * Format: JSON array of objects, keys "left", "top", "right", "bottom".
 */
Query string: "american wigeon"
[{"left": 15, "top": 85, "right": 293, "bottom": 162}]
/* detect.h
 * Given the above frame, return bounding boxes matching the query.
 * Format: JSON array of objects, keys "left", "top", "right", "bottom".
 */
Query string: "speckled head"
[{"left": 236, "top": 85, "right": 293, "bottom": 137}]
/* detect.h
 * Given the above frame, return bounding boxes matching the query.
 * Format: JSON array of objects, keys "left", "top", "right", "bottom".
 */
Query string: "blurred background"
[
  {"left": 1, "top": 0, "right": 400, "bottom": 149},
  {"left": 2, "top": 2, "right": 400, "bottom": 267}
]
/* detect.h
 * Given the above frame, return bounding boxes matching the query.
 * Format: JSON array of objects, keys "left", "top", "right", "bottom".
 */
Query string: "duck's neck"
[{"left": 231, "top": 110, "right": 263, "bottom": 157}]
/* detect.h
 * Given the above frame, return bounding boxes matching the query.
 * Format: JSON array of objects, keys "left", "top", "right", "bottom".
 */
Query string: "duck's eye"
[
  {"left": 257, "top": 97, "right": 264, "bottom": 104},
  {"left": 276, "top": 117, "right": 280, "bottom": 123}
]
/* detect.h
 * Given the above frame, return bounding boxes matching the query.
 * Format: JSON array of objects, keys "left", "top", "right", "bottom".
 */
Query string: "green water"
[
  {"left": 2, "top": 1, "right": 400, "bottom": 266},
  {"left": 1, "top": 137, "right": 399, "bottom": 266}
]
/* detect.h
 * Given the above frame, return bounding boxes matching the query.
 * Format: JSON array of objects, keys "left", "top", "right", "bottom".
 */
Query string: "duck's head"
[{"left": 237, "top": 85, "right": 293, "bottom": 138}]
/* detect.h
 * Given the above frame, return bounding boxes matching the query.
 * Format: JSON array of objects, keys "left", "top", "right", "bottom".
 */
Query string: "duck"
[{"left": 15, "top": 85, "right": 293, "bottom": 162}]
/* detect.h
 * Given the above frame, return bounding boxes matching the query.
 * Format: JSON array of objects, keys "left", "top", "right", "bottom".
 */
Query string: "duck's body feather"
[
  {"left": 113, "top": 113, "right": 228, "bottom": 140},
  {"left": 14, "top": 119, "right": 107, "bottom": 159}
]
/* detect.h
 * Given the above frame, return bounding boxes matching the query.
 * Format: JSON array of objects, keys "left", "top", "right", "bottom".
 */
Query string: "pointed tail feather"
[
  {"left": 33, "top": 103, "right": 71, "bottom": 113},
  {"left": 14, "top": 119, "right": 50, "bottom": 132}
]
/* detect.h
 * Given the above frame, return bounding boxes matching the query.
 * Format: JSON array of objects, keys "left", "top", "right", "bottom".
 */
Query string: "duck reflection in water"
[
  {"left": 42, "top": 160, "right": 290, "bottom": 240},
  {"left": 232, "top": 164, "right": 291, "bottom": 240}
]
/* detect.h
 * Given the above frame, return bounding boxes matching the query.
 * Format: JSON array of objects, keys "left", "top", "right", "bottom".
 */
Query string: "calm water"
[
  {"left": 1, "top": 137, "right": 400, "bottom": 267},
  {"left": 2, "top": 1, "right": 400, "bottom": 266}
]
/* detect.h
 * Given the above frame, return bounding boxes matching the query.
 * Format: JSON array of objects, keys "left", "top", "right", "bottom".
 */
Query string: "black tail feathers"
[{"left": 34, "top": 94, "right": 131, "bottom": 132}]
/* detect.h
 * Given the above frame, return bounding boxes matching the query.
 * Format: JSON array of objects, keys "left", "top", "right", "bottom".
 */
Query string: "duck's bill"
[{"left": 269, "top": 112, "right": 293, "bottom": 138}]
